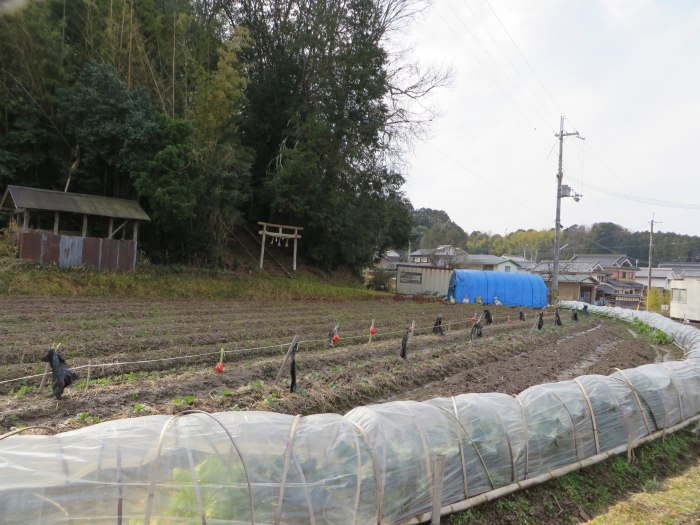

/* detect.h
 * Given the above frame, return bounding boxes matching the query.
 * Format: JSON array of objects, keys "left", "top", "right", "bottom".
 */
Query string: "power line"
[
  {"left": 453, "top": 0, "right": 559, "bottom": 126},
  {"left": 431, "top": 6, "right": 551, "bottom": 144},
  {"left": 423, "top": 140, "right": 553, "bottom": 224},
  {"left": 481, "top": 0, "right": 565, "bottom": 119},
  {"left": 583, "top": 183, "right": 700, "bottom": 210}
]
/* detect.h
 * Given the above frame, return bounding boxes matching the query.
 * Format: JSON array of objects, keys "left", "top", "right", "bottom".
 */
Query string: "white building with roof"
[
  {"left": 669, "top": 269, "right": 700, "bottom": 322},
  {"left": 635, "top": 267, "right": 675, "bottom": 291}
]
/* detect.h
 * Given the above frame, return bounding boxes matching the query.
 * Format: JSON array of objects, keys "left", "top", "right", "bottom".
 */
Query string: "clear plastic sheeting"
[{"left": 2, "top": 307, "right": 700, "bottom": 524}]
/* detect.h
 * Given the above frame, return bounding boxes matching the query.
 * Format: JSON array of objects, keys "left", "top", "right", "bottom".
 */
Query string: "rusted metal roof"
[{"left": 0, "top": 185, "right": 150, "bottom": 221}]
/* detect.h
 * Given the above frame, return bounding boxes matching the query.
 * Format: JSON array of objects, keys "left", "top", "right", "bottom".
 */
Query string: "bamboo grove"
[{"left": 0, "top": 0, "right": 444, "bottom": 268}]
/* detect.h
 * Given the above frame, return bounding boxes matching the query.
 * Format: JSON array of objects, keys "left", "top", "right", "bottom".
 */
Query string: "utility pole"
[
  {"left": 647, "top": 215, "right": 660, "bottom": 311},
  {"left": 552, "top": 116, "right": 584, "bottom": 304}
]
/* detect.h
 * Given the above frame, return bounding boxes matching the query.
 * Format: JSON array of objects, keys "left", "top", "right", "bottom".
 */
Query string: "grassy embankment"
[
  {"left": 0, "top": 257, "right": 378, "bottom": 300},
  {"left": 447, "top": 429, "right": 700, "bottom": 524}
]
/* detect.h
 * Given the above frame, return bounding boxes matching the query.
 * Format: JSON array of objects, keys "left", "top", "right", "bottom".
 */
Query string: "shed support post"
[
  {"left": 259, "top": 230, "right": 266, "bottom": 269},
  {"left": 108, "top": 218, "right": 114, "bottom": 239},
  {"left": 82, "top": 215, "right": 88, "bottom": 237},
  {"left": 133, "top": 221, "right": 139, "bottom": 242},
  {"left": 22, "top": 212, "right": 28, "bottom": 231},
  {"left": 53, "top": 211, "right": 59, "bottom": 234},
  {"left": 293, "top": 230, "right": 298, "bottom": 272}
]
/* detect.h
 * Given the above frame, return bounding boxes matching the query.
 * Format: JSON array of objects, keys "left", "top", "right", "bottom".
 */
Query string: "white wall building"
[
  {"left": 635, "top": 267, "right": 674, "bottom": 291},
  {"left": 395, "top": 263, "right": 452, "bottom": 296},
  {"left": 670, "top": 271, "right": 700, "bottom": 322}
]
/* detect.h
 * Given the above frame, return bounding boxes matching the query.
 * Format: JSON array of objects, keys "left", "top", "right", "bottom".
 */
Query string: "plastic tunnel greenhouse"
[
  {"left": 2, "top": 304, "right": 700, "bottom": 524},
  {"left": 447, "top": 270, "right": 548, "bottom": 307}
]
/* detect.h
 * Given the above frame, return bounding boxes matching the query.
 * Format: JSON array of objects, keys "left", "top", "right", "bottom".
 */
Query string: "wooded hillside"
[
  {"left": 0, "top": 0, "right": 442, "bottom": 268},
  {"left": 411, "top": 208, "right": 700, "bottom": 265}
]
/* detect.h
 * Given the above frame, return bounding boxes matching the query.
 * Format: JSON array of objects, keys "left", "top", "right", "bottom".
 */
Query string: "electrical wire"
[
  {"left": 423, "top": 140, "right": 554, "bottom": 224},
  {"left": 431, "top": 6, "right": 551, "bottom": 144},
  {"left": 442, "top": 0, "right": 556, "bottom": 129},
  {"left": 481, "top": 0, "right": 565, "bottom": 119}
]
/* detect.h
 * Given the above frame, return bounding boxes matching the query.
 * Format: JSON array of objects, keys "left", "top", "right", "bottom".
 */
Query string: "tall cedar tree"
[{"left": 229, "top": 0, "right": 424, "bottom": 269}]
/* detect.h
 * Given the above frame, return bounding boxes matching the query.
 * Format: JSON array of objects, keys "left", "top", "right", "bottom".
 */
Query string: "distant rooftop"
[
  {"left": 531, "top": 260, "right": 605, "bottom": 274},
  {"left": 635, "top": 267, "right": 674, "bottom": 279},
  {"left": 570, "top": 253, "right": 637, "bottom": 268},
  {"left": 457, "top": 253, "right": 505, "bottom": 265}
]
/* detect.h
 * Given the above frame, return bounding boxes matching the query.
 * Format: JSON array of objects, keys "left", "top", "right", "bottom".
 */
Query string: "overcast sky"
[{"left": 400, "top": 0, "right": 700, "bottom": 239}]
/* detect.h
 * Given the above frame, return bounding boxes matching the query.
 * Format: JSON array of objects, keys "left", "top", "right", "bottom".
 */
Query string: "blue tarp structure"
[{"left": 447, "top": 270, "right": 548, "bottom": 307}]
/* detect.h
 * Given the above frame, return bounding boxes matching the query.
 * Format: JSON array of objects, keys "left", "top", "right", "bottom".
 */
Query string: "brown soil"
[{"left": 0, "top": 298, "right": 671, "bottom": 436}]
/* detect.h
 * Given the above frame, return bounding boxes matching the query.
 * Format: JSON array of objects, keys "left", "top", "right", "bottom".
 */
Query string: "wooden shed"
[
  {"left": 0, "top": 185, "right": 150, "bottom": 272},
  {"left": 396, "top": 263, "right": 452, "bottom": 297}
]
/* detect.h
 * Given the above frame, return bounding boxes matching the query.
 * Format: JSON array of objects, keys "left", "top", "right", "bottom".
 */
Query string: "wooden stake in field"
[
  {"left": 400, "top": 320, "right": 415, "bottom": 360},
  {"left": 276, "top": 336, "right": 300, "bottom": 383},
  {"left": 84, "top": 360, "right": 92, "bottom": 393},
  {"left": 38, "top": 342, "right": 61, "bottom": 392},
  {"left": 368, "top": 320, "right": 377, "bottom": 344},
  {"left": 531, "top": 311, "right": 545, "bottom": 332},
  {"left": 469, "top": 315, "right": 483, "bottom": 342},
  {"left": 328, "top": 324, "right": 340, "bottom": 347},
  {"left": 289, "top": 341, "right": 299, "bottom": 393},
  {"left": 432, "top": 315, "right": 445, "bottom": 336},
  {"left": 554, "top": 308, "right": 563, "bottom": 326}
]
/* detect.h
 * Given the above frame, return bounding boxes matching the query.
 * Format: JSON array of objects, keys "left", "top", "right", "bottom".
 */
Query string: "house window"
[
  {"left": 672, "top": 288, "right": 687, "bottom": 303},
  {"left": 504, "top": 265, "right": 511, "bottom": 272},
  {"left": 400, "top": 272, "right": 422, "bottom": 285}
]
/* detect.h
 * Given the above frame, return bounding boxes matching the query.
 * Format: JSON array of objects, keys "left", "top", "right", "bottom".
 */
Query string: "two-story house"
[
  {"left": 569, "top": 254, "right": 643, "bottom": 308},
  {"left": 530, "top": 259, "right": 603, "bottom": 303}
]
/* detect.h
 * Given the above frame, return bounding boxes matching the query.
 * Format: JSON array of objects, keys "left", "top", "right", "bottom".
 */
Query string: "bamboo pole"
[
  {"left": 398, "top": 413, "right": 700, "bottom": 525},
  {"left": 274, "top": 415, "right": 301, "bottom": 525},
  {"left": 84, "top": 361, "right": 91, "bottom": 393},
  {"left": 276, "top": 336, "right": 300, "bottom": 383},
  {"left": 38, "top": 363, "right": 51, "bottom": 391}
]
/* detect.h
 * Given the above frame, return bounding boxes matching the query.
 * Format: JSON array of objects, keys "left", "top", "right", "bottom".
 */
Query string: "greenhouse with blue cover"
[{"left": 447, "top": 270, "right": 548, "bottom": 307}]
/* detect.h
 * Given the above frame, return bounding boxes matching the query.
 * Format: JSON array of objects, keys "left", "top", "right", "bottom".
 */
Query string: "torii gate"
[{"left": 258, "top": 221, "right": 303, "bottom": 272}]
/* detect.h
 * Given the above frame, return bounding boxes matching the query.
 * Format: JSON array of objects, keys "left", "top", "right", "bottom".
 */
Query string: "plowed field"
[{"left": 0, "top": 297, "right": 676, "bottom": 433}]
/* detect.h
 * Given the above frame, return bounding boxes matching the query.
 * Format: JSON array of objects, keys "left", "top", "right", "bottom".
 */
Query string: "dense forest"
[
  {"left": 2, "top": 2, "right": 697, "bottom": 272},
  {"left": 0, "top": 0, "right": 446, "bottom": 268},
  {"left": 411, "top": 208, "right": 700, "bottom": 266}
]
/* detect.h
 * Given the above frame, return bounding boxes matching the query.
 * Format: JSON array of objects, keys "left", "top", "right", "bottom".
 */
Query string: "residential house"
[
  {"left": 660, "top": 262, "right": 700, "bottom": 274},
  {"left": 364, "top": 250, "right": 403, "bottom": 291},
  {"left": 454, "top": 253, "right": 508, "bottom": 271},
  {"left": 669, "top": 269, "right": 700, "bottom": 322},
  {"left": 409, "top": 245, "right": 469, "bottom": 267},
  {"left": 408, "top": 246, "right": 536, "bottom": 274},
  {"left": 501, "top": 255, "right": 537, "bottom": 273},
  {"left": 375, "top": 249, "right": 401, "bottom": 271},
  {"left": 569, "top": 254, "right": 643, "bottom": 308},
  {"left": 530, "top": 259, "right": 603, "bottom": 303},
  {"left": 409, "top": 249, "right": 433, "bottom": 265},
  {"left": 634, "top": 267, "right": 674, "bottom": 292}
]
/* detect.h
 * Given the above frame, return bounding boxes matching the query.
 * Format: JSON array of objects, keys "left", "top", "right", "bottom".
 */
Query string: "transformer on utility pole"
[{"left": 552, "top": 116, "right": 584, "bottom": 304}]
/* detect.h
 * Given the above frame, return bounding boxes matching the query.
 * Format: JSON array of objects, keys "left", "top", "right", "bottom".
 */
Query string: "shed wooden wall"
[{"left": 18, "top": 232, "right": 137, "bottom": 272}]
